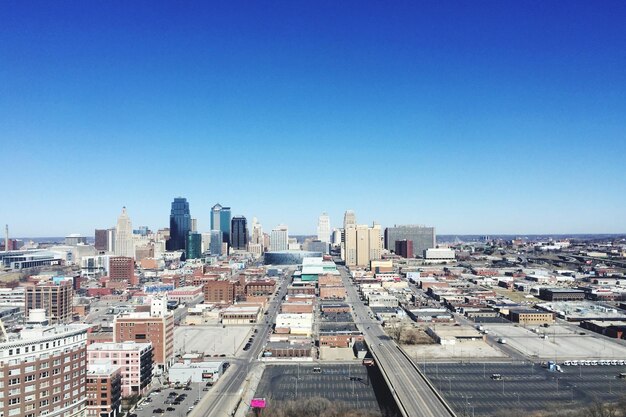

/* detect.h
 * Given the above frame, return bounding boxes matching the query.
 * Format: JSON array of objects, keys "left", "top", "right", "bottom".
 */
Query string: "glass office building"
[{"left": 167, "top": 197, "right": 191, "bottom": 251}]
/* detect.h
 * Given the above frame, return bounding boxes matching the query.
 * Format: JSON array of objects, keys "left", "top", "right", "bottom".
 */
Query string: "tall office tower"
[
  {"left": 384, "top": 225, "right": 436, "bottom": 258},
  {"left": 317, "top": 212, "right": 331, "bottom": 244},
  {"left": 191, "top": 218, "right": 197, "bottom": 232},
  {"left": 209, "top": 230, "right": 223, "bottom": 255},
  {"left": 25, "top": 278, "right": 74, "bottom": 324},
  {"left": 201, "top": 232, "right": 212, "bottom": 253},
  {"left": 341, "top": 210, "right": 357, "bottom": 261},
  {"left": 331, "top": 228, "right": 342, "bottom": 246},
  {"left": 368, "top": 223, "right": 382, "bottom": 261},
  {"left": 270, "top": 225, "right": 289, "bottom": 251},
  {"left": 114, "top": 207, "right": 134, "bottom": 258},
  {"left": 186, "top": 232, "right": 202, "bottom": 259},
  {"left": 231, "top": 216, "right": 248, "bottom": 250},
  {"left": 345, "top": 223, "right": 381, "bottom": 267},
  {"left": 356, "top": 225, "right": 370, "bottom": 266},
  {"left": 167, "top": 197, "right": 191, "bottom": 251},
  {"left": 343, "top": 210, "right": 356, "bottom": 229},
  {"left": 211, "top": 203, "right": 232, "bottom": 245},
  {"left": 0, "top": 314, "right": 89, "bottom": 417},
  {"left": 344, "top": 226, "right": 357, "bottom": 266},
  {"left": 107, "top": 228, "right": 116, "bottom": 252},
  {"left": 95, "top": 229, "right": 108, "bottom": 251},
  {"left": 250, "top": 217, "right": 263, "bottom": 245}
]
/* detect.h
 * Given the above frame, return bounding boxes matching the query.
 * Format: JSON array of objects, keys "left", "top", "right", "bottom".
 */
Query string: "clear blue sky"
[{"left": 2, "top": 1, "right": 625, "bottom": 237}]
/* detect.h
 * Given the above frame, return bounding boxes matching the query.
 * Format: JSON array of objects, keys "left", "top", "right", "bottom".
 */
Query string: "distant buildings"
[
  {"left": 395, "top": 239, "right": 414, "bottom": 258},
  {"left": 25, "top": 278, "right": 74, "bottom": 324},
  {"left": 211, "top": 204, "right": 231, "bottom": 246},
  {"left": 209, "top": 230, "right": 223, "bottom": 256},
  {"left": 342, "top": 210, "right": 382, "bottom": 267},
  {"left": 317, "top": 212, "right": 331, "bottom": 244},
  {"left": 94, "top": 229, "right": 109, "bottom": 251},
  {"left": 384, "top": 225, "right": 436, "bottom": 258},
  {"left": 65, "top": 233, "right": 87, "bottom": 246},
  {"left": 167, "top": 197, "right": 191, "bottom": 252},
  {"left": 186, "top": 232, "right": 202, "bottom": 259},
  {"left": 250, "top": 217, "right": 263, "bottom": 245},
  {"left": 108, "top": 256, "right": 135, "bottom": 287},
  {"left": 231, "top": 216, "right": 248, "bottom": 250},
  {"left": 114, "top": 207, "right": 134, "bottom": 258},
  {"left": 270, "top": 225, "right": 289, "bottom": 252}
]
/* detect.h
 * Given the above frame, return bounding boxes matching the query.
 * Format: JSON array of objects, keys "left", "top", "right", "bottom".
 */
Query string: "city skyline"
[{"left": 2, "top": 2, "right": 626, "bottom": 236}]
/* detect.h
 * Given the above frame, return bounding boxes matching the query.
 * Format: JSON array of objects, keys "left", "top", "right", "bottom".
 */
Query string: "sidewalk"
[{"left": 234, "top": 362, "right": 266, "bottom": 417}]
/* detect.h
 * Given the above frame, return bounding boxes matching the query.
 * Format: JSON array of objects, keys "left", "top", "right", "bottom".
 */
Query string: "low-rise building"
[
  {"left": 87, "top": 342, "right": 154, "bottom": 397},
  {"left": 538, "top": 288, "right": 585, "bottom": 301},
  {"left": 168, "top": 360, "right": 225, "bottom": 384},
  {"left": 220, "top": 305, "right": 261, "bottom": 325},
  {"left": 509, "top": 309, "right": 555, "bottom": 325}
]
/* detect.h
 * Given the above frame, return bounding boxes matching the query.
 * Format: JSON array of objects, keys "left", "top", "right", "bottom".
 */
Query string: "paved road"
[
  {"left": 338, "top": 264, "right": 456, "bottom": 417},
  {"left": 192, "top": 268, "right": 293, "bottom": 417}
]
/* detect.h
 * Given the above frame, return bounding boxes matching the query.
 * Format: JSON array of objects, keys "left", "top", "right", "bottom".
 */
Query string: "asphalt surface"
[
  {"left": 426, "top": 362, "right": 626, "bottom": 416},
  {"left": 255, "top": 363, "right": 381, "bottom": 412},
  {"left": 338, "top": 264, "right": 456, "bottom": 417},
  {"left": 135, "top": 383, "right": 204, "bottom": 417},
  {"left": 189, "top": 268, "right": 294, "bottom": 417}
]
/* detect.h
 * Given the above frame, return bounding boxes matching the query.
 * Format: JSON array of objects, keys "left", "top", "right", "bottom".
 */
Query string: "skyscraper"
[
  {"left": 211, "top": 204, "right": 232, "bottom": 245},
  {"left": 115, "top": 207, "right": 134, "bottom": 258},
  {"left": 95, "top": 229, "right": 108, "bottom": 251},
  {"left": 186, "top": 232, "right": 202, "bottom": 259},
  {"left": 231, "top": 216, "right": 248, "bottom": 250},
  {"left": 345, "top": 222, "right": 381, "bottom": 267},
  {"left": 209, "top": 230, "right": 223, "bottom": 256},
  {"left": 317, "top": 212, "right": 331, "bottom": 244},
  {"left": 251, "top": 217, "right": 263, "bottom": 245},
  {"left": 270, "top": 225, "right": 289, "bottom": 251},
  {"left": 343, "top": 210, "right": 356, "bottom": 230},
  {"left": 167, "top": 197, "right": 191, "bottom": 252}
]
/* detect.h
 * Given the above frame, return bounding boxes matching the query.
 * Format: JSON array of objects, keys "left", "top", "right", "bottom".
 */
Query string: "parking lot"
[
  {"left": 134, "top": 383, "right": 205, "bottom": 417},
  {"left": 485, "top": 323, "right": 626, "bottom": 360},
  {"left": 174, "top": 325, "right": 253, "bottom": 356},
  {"left": 422, "top": 362, "right": 626, "bottom": 416},
  {"left": 255, "top": 363, "right": 382, "bottom": 413}
]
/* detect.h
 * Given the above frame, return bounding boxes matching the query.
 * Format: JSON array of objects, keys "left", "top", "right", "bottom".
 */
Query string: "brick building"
[
  {"left": 25, "top": 278, "right": 74, "bottom": 324},
  {"left": 113, "top": 312, "right": 174, "bottom": 371},
  {"left": 244, "top": 280, "right": 276, "bottom": 297},
  {"left": 87, "top": 342, "right": 154, "bottom": 397},
  {"left": 108, "top": 257, "right": 137, "bottom": 287},
  {"left": 203, "top": 280, "right": 236, "bottom": 304},
  {"left": 395, "top": 239, "right": 414, "bottom": 258},
  {"left": 319, "top": 286, "right": 347, "bottom": 300},
  {"left": 0, "top": 320, "right": 89, "bottom": 417},
  {"left": 86, "top": 362, "right": 122, "bottom": 417}
]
